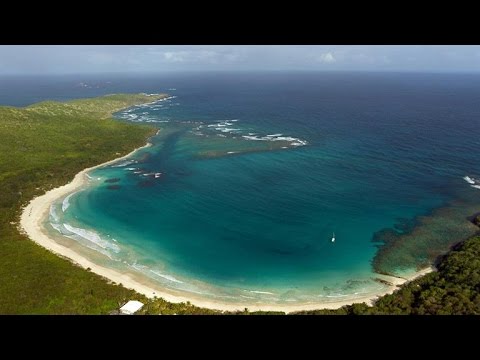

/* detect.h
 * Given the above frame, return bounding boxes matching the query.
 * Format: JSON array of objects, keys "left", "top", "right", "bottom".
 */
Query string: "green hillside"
[{"left": 0, "top": 94, "right": 161, "bottom": 313}]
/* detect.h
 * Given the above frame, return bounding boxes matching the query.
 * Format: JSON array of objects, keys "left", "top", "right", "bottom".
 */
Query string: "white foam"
[
  {"left": 273, "top": 136, "right": 297, "bottom": 141},
  {"left": 150, "top": 270, "right": 184, "bottom": 284},
  {"left": 248, "top": 290, "right": 275, "bottom": 295},
  {"left": 111, "top": 159, "right": 136, "bottom": 168},
  {"left": 353, "top": 290, "right": 370, "bottom": 295},
  {"left": 471, "top": 185, "right": 480, "bottom": 189},
  {"left": 241, "top": 134, "right": 307, "bottom": 146},
  {"left": 464, "top": 176, "right": 475, "bottom": 184},
  {"left": 239, "top": 295, "right": 255, "bottom": 299},
  {"left": 130, "top": 262, "right": 146, "bottom": 271},
  {"left": 325, "top": 294, "right": 349, "bottom": 298},
  {"left": 62, "top": 192, "right": 76, "bottom": 213},
  {"left": 50, "top": 223, "right": 63, "bottom": 233},
  {"left": 131, "top": 96, "right": 176, "bottom": 110},
  {"left": 49, "top": 206, "right": 60, "bottom": 223},
  {"left": 242, "top": 135, "right": 264, "bottom": 141},
  {"left": 71, "top": 240, "right": 115, "bottom": 260},
  {"left": 63, "top": 223, "right": 121, "bottom": 253},
  {"left": 274, "top": 137, "right": 307, "bottom": 145},
  {"left": 124, "top": 114, "right": 139, "bottom": 120}
]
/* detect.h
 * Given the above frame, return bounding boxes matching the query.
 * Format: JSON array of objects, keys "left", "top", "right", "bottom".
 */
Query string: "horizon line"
[{"left": 2, "top": 69, "right": 480, "bottom": 76}]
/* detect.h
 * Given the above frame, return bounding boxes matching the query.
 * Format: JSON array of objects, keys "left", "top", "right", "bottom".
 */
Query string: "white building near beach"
[{"left": 119, "top": 300, "right": 144, "bottom": 315}]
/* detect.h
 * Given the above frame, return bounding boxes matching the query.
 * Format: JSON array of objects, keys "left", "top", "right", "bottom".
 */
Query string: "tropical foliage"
[
  {"left": 0, "top": 94, "right": 160, "bottom": 314},
  {"left": 294, "top": 235, "right": 480, "bottom": 315}
]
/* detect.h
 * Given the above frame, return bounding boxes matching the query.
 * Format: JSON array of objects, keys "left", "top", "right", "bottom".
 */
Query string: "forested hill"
[
  {"left": 0, "top": 94, "right": 163, "bottom": 314},
  {"left": 293, "top": 234, "right": 480, "bottom": 315}
]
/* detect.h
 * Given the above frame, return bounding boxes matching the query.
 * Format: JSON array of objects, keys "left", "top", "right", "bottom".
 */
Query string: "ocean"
[{"left": 5, "top": 72, "right": 480, "bottom": 305}]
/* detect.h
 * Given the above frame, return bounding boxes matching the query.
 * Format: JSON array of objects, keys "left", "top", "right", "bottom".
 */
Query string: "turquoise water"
[{"left": 41, "top": 72, "right": 480, "bottom": 304}]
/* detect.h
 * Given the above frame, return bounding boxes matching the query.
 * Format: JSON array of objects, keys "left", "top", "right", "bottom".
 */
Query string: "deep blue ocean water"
[{"left": 4, "top": 72, "right": 480, "bottom": 304}]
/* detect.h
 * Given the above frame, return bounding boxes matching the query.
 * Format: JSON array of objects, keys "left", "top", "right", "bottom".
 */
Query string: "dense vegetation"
[
  {"left": 1, "top": 93, "right": 479, "bottom": 314},
  {"left": 294, "top": 235, "right": 480, "bottom": 315},
  {"left": 0, "top": 94, "right": 161, "bottom": 314}
]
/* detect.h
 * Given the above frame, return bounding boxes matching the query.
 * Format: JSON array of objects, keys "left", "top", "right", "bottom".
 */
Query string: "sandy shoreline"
[{"left": 19, "top": 141, "right": 434, "bottom": 313}]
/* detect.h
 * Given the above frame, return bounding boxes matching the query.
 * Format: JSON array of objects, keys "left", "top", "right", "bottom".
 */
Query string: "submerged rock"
[
  {"left": 472, "top": 214, "right": 480, "bottom": 226},
  {"left": 105, "top": 178, "right": 121, "bottom": 183},
  {"left": 373, "top": 278, "right": 394, "bottom": 286},
  {"left": 107, "top": 185, "right": 121, "bottom": 190}
]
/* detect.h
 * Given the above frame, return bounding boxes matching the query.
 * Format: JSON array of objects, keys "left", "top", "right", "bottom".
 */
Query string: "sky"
[{"left": 1, "top": 45, "right": 480, "bottom": 74}]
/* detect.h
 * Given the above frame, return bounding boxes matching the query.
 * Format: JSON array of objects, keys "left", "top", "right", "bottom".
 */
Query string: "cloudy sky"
[{"left": 1, "top": 45, "right": 480, "bottom": 74}]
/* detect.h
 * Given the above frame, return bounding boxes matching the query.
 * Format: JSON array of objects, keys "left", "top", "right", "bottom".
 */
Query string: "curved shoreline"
[{"left": 19, "top": 142, "right": 434, "bottom": 313}]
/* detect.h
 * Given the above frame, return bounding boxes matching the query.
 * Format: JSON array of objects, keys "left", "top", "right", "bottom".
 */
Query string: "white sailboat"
[{"left": 331, "top": 232, "right": 335, "bottom": 243}]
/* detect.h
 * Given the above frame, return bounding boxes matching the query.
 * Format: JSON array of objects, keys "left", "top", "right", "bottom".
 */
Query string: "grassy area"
[
  {"left": 1, "top": 93, "right": 479, "bottom": 315},
  {"left": 0, "top": 94, "right": 162, "bottom": 314}
]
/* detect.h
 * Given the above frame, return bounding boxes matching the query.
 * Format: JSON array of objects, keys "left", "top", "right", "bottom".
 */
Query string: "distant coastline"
[{"left": 19, "top": 142, "right": 434, "bottom": 312}]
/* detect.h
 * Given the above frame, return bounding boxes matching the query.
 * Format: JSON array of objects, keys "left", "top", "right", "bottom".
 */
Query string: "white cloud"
[
  {"left": 196, "top": 50, "right": 218, "bottom": 62},
  {"left": 3, "top": 45, "right": 480, "bottom": 74},
  {"left": 157, "top": 48, "right": 246, "bottom": 66},
  {"left": 225, "top": 52, "right": 243, "bottom": 62},
  {"left": 161, "top": 50, "right": 221, "bottom": 63},
  {"left": 352, "top": 53, "right": 375, "bottom": 64},
  {"left": 163, "top": 51, "right": 188, "bottom": 62},
  {"left": 318, "top": 52, "right": 336, "bottom": 63}
]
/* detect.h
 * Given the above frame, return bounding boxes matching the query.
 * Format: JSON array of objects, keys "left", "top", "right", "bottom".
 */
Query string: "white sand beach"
[{"left": 19, "top": 143, "right": 434, "bottom": 313}]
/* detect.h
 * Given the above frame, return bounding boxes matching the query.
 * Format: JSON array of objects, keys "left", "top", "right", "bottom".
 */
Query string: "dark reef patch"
[
  {"left": 372, "top": 198, "right": 480, "bottom": 276},
  {"left": 104, "top": 178, "right": 120, "bottom": 183}
]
